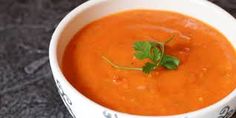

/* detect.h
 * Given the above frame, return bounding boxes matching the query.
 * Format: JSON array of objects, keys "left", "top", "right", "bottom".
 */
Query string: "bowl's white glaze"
[{"left": 49, "top": 0, "right": 236, "bottom": 118}]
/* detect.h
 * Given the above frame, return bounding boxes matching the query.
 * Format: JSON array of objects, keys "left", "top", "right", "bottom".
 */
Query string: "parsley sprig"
[{"left": 102, "top": 36, "right": 180, "bottom": 73}]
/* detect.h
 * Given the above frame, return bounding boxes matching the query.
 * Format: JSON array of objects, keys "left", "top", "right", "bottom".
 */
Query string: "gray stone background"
[{"left": 0, "top": 0, "right": 236, "bottom": 118}]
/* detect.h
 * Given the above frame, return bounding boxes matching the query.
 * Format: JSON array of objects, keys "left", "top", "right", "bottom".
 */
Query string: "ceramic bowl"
[{"left": 49, "top": 0, "right": 236, "bottom": 118}]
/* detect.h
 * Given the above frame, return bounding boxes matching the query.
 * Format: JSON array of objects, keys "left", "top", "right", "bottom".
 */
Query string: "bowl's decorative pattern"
[
  {"left": 55, "top": 80, "right": 76, "bottom": 118},
  {"left": 218, "top": 106, "right": 235, "bottom": 118},
  {"left": 103, "top": 111, "right": 119, "bottom": 118}
]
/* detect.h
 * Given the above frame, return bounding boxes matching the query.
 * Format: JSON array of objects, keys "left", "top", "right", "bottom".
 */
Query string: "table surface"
[{"left": 0, "top": 0, "right": 236, "bottom": 118}]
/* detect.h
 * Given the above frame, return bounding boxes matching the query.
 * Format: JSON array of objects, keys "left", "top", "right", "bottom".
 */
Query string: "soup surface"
[{"left": 62, "top": 10, "right": 236, "bottom": 115}]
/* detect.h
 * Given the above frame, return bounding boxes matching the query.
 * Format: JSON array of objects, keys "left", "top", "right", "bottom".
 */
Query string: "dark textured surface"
[{"left": 0, "top": 0, "right": 236, "bottom": 118}]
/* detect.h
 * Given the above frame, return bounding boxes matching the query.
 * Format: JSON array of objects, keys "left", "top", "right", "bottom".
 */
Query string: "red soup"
[{"left": 62, "top": 10, "right": 236, "bottom": 116}]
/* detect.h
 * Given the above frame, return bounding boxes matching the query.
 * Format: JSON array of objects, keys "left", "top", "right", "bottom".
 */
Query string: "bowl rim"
[{"left": 49, "top": 0, "right": 236, "bottom": 117}]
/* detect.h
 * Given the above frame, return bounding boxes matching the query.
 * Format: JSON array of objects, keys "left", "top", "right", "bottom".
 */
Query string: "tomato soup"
[{"left": 62, "top": 10, "right": 236, "bottom": 115}]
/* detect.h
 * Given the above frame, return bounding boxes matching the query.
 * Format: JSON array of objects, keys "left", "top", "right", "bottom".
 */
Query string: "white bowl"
[{"left": 49, "top": 0, "right": 236, "bottom": 118}]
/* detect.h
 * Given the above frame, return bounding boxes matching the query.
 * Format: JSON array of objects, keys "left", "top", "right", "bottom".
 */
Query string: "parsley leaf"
[
  {"left": 134, "top": 42, "right": 161, "bottom": 62},
  {"left": 134, "top": 41, "right": 152, "bottom": 60},
  {"left": 142, "top": 62, "right": 156, "bottom": 74},
  {"left": 161, "top": 54, "right": 180, "bottom": 70},
  {"left": 151, "top": 47, "right": 161, "bottom": 63}
]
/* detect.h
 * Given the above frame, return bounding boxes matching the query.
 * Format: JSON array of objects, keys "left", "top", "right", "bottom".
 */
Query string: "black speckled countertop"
[{"left": 0, "top": 0, "right": 236, "bottom": 118}]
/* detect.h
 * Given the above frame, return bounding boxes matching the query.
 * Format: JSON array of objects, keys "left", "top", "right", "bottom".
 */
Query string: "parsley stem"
[
  {"left": 163, "top": 35, "right": 175, "bottom": 44},
  {"left": 155, "top": 44, "right": 165, "bottom": 69},
  {"left": 155, "top": 35, "right": 175, "bottom": 68},
  {"left": 102, "top": 56, "right": 143, "bottom": 71}
]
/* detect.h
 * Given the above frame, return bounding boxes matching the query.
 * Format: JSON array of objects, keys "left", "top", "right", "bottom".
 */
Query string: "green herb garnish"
[{"left": 102, "top": 36, "right": 180, "bottom": 74}]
